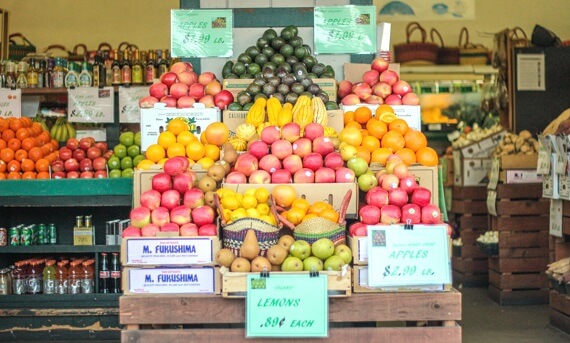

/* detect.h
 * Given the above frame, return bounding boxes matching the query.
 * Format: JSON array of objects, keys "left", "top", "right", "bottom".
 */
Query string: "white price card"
[
  {"left": 487, "top": 158, "right": 501, "bottom": 190},
  {"left": 0, "top": 89, "right": 22, "bottom": 117},
  {"left": 118, "top": 86, "right": 148, "bottom": 123},
  {"left": 68, "top": 87, "right": 114, "bottom": 123},
  {"left": 487, "top": 189, "right": 498, "bottom": 217},
  {"left": 550, "top": 199, "right": 563, "bottom": 237},
  {"left": 536, "top": 135, "right": 551, "bottom": 175}
]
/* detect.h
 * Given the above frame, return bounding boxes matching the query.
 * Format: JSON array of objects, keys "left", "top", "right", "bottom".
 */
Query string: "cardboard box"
[
  {"left": 122, "top": 266, "right": 221, "bottom": 295},
  {"left": 347, "top": 235, "right": 368, "bottom": 265},
  {"left": 500, "top": 170, "right": 543, "bottom": 184},
  {"left": 341, "top": 104, "right": 421, "bottom": 132},
  {"left": 368, "top": 165, "right": 440, "bottom": 206},
  {"left": 222, "top": 78, "right": 338, "bottom": 101},
  {"left": 498, "top": 154, "right": 538, "bottom": 169},
  {"left": 140, "top": 103, "right": 221, "bottom": 152},
  {"left": 222, "top": 182, "right": 359, "bottom": 219},
  {"left": 73, "top": 226, "right": 94, "bottom": 246},
  {"left": 352, "top": 265, "right": 449, "bottom": 293},
  {"left": 121, "top": 236, "right": 221, "bottom": 267},
  {"left": 457, "top": 130, "right": 506, "bottom": 158},
  {"left": 222, "top": 109, "right": 344, "bottom": 137},
  {"left": 453, "top": 151, "right": 492, "bottom": 186},
  {"left": 343, "top": 63, "right": 401, "bottom": 84}
]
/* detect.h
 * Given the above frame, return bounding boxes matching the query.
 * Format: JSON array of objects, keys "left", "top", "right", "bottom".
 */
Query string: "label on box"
[
  {"left": 125, "top": 237, "right": 215, "bottom": 265},
  {"left": 537, "top": 135, "right": 551, "bottom": 175},
  {"left": 504, "top": 170, "right": 543, "bottom": 184},
  {"left": 488, "top": 158, "right": 500, "bottom": 190},
  {"left": 550, "top": 199, "right": 563, "bottom": 237},
  {"left": 68, "top": 87, "right": 114, "bottom": 123},
  {"left": 126, "top": 267, "right": 216, "bottom": 294},
  {"left": 0, "top": 89, "right": 22, "bottom": 117}
]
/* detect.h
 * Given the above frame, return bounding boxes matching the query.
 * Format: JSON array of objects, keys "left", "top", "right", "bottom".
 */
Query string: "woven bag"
[
  {"left": 394, "top": 22, "right": 439, "bottom": 65},
  {"left": 8, "top": 33, "right": 36, "bottom": 61},
  {"left": 458, "top": 27, "right": 489, "bottom": 65},
  {"left": 430, "top": 28, "right": 460, "bottom": 65}
]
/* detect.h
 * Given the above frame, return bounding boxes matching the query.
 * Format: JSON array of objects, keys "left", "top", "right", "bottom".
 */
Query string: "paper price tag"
[
  {"left": 118, "top": 86, "right": 148, "bottom": 123},
  {"left": 487, "top": 190, "right": 498, "bottom": 217},
  {"left": 0, "top": 89, "right": 22, "bottom": 118},
  {"left": 550, "top": 199, "right": 563, "bottom": 237},
  {"left": 68, "top": 87, "right": 114, "bottom": 123},
  {"left": 171, "top": 10, "right": 233, "bottom": 58},
  {"left": 314, "top": 6, "right": 376, "bottom": 54},
  {"left": 488, "top": 158, "right": 501, "bottom": 190}
]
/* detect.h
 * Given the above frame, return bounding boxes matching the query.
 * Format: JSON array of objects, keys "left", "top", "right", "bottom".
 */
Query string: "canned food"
[
  {"left": 9, "top": 227, "right": 20, "bottom": 246},
  {"left": 48, "top": 224, "right": 57, "bottom": 244},
  {"left": 20, "top": 226, "right": 32, "bottom": 246},
  {"left": 0, "top": 227, "right": 7, "bottom": 246}
]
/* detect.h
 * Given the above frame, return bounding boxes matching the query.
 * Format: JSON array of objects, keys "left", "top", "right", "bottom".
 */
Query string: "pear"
[
  {"left": 207, "top": 164, "right": 227, "bottom": 182},
  {"left": 251, "top": 256, "right": 272, "bottom": 272},
  {"left": 215, "top": 160, "right": 231, "bottom": 175},
  {"left": 240, "top": 229, "right": 260, "bottom": 261},
  {"left": 230, "top": 257, "right": 251, "bottom": 272},
  {"left": 197, "top": 175, "right": 217, "bottom": 193},
  {"left": 204, "top": 191, "right": 216, "bottom": 208},
  {"left": 277, "top": 235, "right": 295, "bottom": 252},
  {"left": 271, "top": 264, "right": 281, "bottom": 271},
  {"left": 266, "top": 244, "right": 288, "bottom": 265},
  {"left": 222, "top": 144, "right": 238, "bottom": 166},
  {"left": 215, "top": 248, "right": 236, "bottom": 268}
]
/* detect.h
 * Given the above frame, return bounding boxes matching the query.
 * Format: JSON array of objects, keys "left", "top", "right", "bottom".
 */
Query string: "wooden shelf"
[
  {"left": 0, "top": 244, "right": 120, "bottom": 254},
  {"left": 0, "top": 293, "right": 121, "bottom": 309}
]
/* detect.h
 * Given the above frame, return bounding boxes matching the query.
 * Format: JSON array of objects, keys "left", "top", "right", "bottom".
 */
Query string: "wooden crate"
[
  {"left": 451, "top": 186, "right": 488, "bottom": 215},
  {"left": 550, "top": 291, "right": 570, "bottom": 334},
  {"left": 452, "top": 270, "right": 488, "bottom": 288},
  {"left": 120, "top": 291, "right": 462, "bottom": 342},
  {"left": 452, "top": 256, "right": 489, "bottom": 287}
]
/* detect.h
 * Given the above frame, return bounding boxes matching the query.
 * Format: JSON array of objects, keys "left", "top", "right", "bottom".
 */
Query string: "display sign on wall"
[
  {"left": 171, "top": 9, "right": 233, "bottom": 58},
  {"left": 68, "top": 87, "right": 114, "bottom": 123},
  {"left": 118, "top": 86, "right": 148, "bottom": 123},
  {"left": 375, "top": 0, "right": 476, "bottom": 21},
  {"left": 314, "top": 6, "right": 377, "bottom": 55},
  {"left": 0, "top": 89, "right": 22, "bottom": 118}
]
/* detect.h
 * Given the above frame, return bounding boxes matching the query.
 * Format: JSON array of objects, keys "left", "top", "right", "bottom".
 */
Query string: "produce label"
[
  {"left": 124, "top": 237, "right": 215, "bottom": 266},
  {"left": 68, "top": 87, "right": 114, "bottom": 123},
  {"left": 246, "top": 274, "right": 328, "bottom": 338},
  {"left": 126, "top": 267, "right": 216, "bottom": 294},
  {"left": 118, "top": 86, "right": 148, "bottom": 123},
  {"left": 314, "top": 6, "right": 376, "bottom": 54},
  {"left": 550, "top": 199, "right": 563, "bottom": 237},
  {"left": 171, "top": 9, "right": 233, "bottom": 58},
  {"left": 367, "top": 224, "right": 451, "bottom": 287},
  {"left": 0, "top": 89, "right": 22, "bottom": 117}
]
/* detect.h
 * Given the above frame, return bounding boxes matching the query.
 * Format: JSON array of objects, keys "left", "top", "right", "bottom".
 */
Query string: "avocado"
[
  {"left": 277, "top": 83, "right": 290, "bottom": 96},
  {"left": 280, "top": 26, "right": 296, "bottom": 41},
  {"left": 294, "top": 68, "right": 308, "bottom": 81},
  {"left": 243, "top": 102, "right": 255, "bottom": 111},
  {"left": 270, "top": 53, "right": 285, "bottom": 66},
  {"left": 245, "top": 46, "right": 260, "bottom": 60},
  {"left": 222, "top": 60, "right": 234, "bottom": 78},
  {"left": 262, "top": 67, "right": 275, "bottom": 79},
  {"left": 325, "top": 101, "right": 339, "bottom": 110},
  {"left": 307, "top": 83, "right": 321, "bottom": 95},
  {"left": 307, "top": 73, "right": 318, "bottom": 79},
  {"left": 272, "top": 92, "right": 285, "bottom": 104},
  {"left": 275, "top": 66, "right": 288, "bottom": 78},
  {"left": 227, "top": 102, "right": 243, "bottom": 111},
  {"left": 302, "top": 44, "right": 312, "bottom": 56},
  {"left": 239, "top": 73, "right": 253, "bottom": 79},
  {"left": 254, "top": 54, "right": 268, "bottom": 66},
  {"left": 285, "top": 55, "right": 299, "bottom": 65},
  {"left": 294, "top": 46, "right": 308, "bottom": 60},
  {"left": 300, "top": 77, "right": 313, "bottom": 89},
  {"left": 253, "top": 77, "right": 266, "bottom": 87},
  {"left": 278, "top": 62, "right": 292, "bottom": 73},
  {"left": 256, "top": 37, "right": 268, "bottom": 49},
  {"left": 316, "top": 92, "right": 329, "bottom": 103},
  {"left": 236, "top": 91, "right": 252, "bottom": 106},
  {"left": 302, "top": 55, "right": 317, "bottom": 71},
  {"left": 237, "top": 53, "right": 252, "bottom": 65},
  {"left": 300, "top": 91, "right": 314, "bottom": 99},
  {"left": 254, "top": 93, "right": 268, "bottom": 101},
  {"left": 263, "top": 28, "right": 278, "bottom": 41},
  {"left": 247, "top": 63, "right": 261, "bottom": 76},
  {"left": 270, "top": 37, "right": 286, "bottom": 50},
  {"left": 246, "top": 83, "right": 261, "bottom": 97},
  {"left": 288, "top": 36, "right": 303, "bottom": 48},
  {"left": 291, "top": 82, "right": 304, "bottom": 95},
  {"left": 320, "top": 72, "right": 334, "bottom": 78},
  {"left": 261, "top": 46, "right": 275, "bottom": 58},
  {"left": 286, "top": 25, "right": 299, "bottom": 37},
  {"left": 281, "top": 74, "right": 296, "bottom": 86},
  {"left": 267, "top": 76, "right": 281, "bottom": 88},
  {"left": 285, "top": 92, "right": 299, "bottom": 104},
  {"left": 232, "top": 62, "right": 246, "bottom": 76},
  {"left": 262, "top": 83, "right": 276, "bottom": 96},
  {"left": 279, "top": 44, "right": 294, "bottom": 58},
  {"left": 325, "top": 65, "right": 335, "bottom": 78},
  {"left": 311, "top": 63, "right": 326, "bottom": 77}
]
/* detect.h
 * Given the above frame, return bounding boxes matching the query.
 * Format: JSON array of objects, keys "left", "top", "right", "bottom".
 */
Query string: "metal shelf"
[
  {"left": 0, "top": 244, "right": 120, "bottom": 254},
  {"left": 0, "top": 293, "right": 121, "bottom": 309}
]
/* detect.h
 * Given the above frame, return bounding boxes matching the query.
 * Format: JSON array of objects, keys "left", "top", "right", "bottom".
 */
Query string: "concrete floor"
[{"left": 460, "top": 287, "right": 569, "bottom": 343}]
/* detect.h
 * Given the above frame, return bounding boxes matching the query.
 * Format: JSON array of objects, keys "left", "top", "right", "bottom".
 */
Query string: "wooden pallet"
[
  {"left": 550, "top": 291, "right": 570, "bottom": 334},
  {"left": 452, "top": 270, "right": 488, "bottom": 288},
  {"left": 488, "top": 256, "right": 549, "bottom": 305},
  {"left": 120, "top": 292, "right": 462, "bottom": 343},
  {"left": 488, "top": 285, "right": 549, "bottom": 306},
  {"left": 452, "top": 257, "right": 488, "bottom": 274}
]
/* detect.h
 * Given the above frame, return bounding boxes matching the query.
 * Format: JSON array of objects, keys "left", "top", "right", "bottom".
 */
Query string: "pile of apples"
[
  {"left": 124, "top": 156, "right": 218, "bottom": 238},
  {"left": 338, "top": 57, "right": 420, "bottom": 106},
  {"left": 349, "top": 155, "right": 442, "bottom": 237},
  {"left": 139, "top": 61, "right": 234, "bottom": 110},
  {"left": 51, "top": 137, "right": 111, "bottom": 179},
  {"left": 225, "top": 122, "right": 357, "bottom": 184}
]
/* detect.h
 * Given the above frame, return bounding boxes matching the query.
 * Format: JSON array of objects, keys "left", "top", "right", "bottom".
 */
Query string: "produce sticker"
[
  {"left": 171, "top": 9, "right": 233, "bottom": 58},
  {"left": 314, "top": 5, "right": 376, "bottom": 54},
  {"left": 246, "top": 273, "right": 328, "bottom": 338},
  {"left": 68, "top": 87, "right": 114, "bottom": 123},
  {"left": 118, "top": 86, "right": 148, "bottom": 123},
  {"left": 367, "top": 224, "right": 451, "bottom": 287},
  {"left": 0, "top": 89, "right": 22, "bottom": 118}
]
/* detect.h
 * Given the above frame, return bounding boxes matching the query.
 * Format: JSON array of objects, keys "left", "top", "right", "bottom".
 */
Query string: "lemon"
[
  {"left": 244, "top": 188, "right": 257, "bottom": 198},
  {"left": 242, "top": 194, "right": 258, "bottom": 209},
  {"left": 256, "top": 203, "right": 270, "bottom": 215},
  {"left": 197, "top": 156, "right": 215, "bottom": 169},
  {"left": 135, "top": 159, "right": 155, "bottom": 170},
  {"left": 157, "top": 157, "right": 169, "bottom": 166},
  {"left": 231, "top": 208, "right": 248, "bottom": 222},
  {"left": 235, "top": 193, "right": 244, "bottom": 204},
  {"left": 222, "top": 208, "right": 232, "bottom": 222},
  {"left": 221, "top": 196, "right": 240, "bottom": 210},
  {"left": 246, "top": 208, "right": 261, "bottom": 219},
  {"left": 254, "top": 188, "right": 270, "bottom": 204},
  {"left": 260, "top": 214, "right": 277, "bottom": 226}
]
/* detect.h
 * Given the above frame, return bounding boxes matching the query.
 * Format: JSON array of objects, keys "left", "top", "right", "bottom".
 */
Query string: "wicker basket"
[
  {"left": 394, "top": 22, "right": 439, "bottom": 65},
  {"left": 430, "top": 28, "right": 460, "bottom": 65},
  {"left": 459, "top": 27, "right": 489, "bottom": 65},
  {"left": 8, "top": 33, "right": 36, "bottom": 61}
]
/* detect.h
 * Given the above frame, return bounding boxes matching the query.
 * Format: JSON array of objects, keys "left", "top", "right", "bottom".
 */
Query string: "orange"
[
  {"left": 9, "top": 119, "right": 22, "bottom": 132},
  {"left": 355, "top": 146, "right": 371, "bottom": 164},
  {"left": 344, "top": 121, "right": 363, "bottom": 130},
  {"left": 0, "top": 148, "right": 14, "bottom": 163},
  {"left": 381, "top": 130, "right": 405, "bottom": 152},
  {"left": 404, "top": 130, "right": 428, "bottom": 152},
  {"left": 20, "top": 117, "right": 33, "bottom": 128},
  {"left": 185, "top": 141, "right": 205, "bottom": 161},
  {"left": 7, "top": 171, "right": 21, "bottom": 179},
  {"left": 20, "top": 159, "right": 35, "bottom": 172},
  {"left": 395, "top": 148, "right": 417, "bottom": 166},
  {"left": 145, "top": 144, "right": 166, "bottom": 163},
  {"left": 176, "top": 130, "right": 196, "bottom": 146},
  {"left": 21, "top": 171, "right": 36, "bottom": 179},
  {"left": 343, "top": 111, "right": 355, "bottom": 125},
  {"left": 166, "top": 142, "right": 186, "bottom": 158},
  {"left": 36, "top": 171, "right": 50, "bottom": 179},
  {"left": 14, "top": 149, "right": 28, "bottom": 162},
  {"left": 31, "top": 122, "right": 43, "bottom": 136},
  {"left": 0, "top": 140, "right": 5, "bottom": 150},
  {"left": 366, "top": 119, "right": 388, "bottom": 139},
  {"left": 291, "top": 198, "right": 310, "bottom": 214},
  {"left": 196, "top": 157, "right": 215, "bottom": 169},
  {"left": 361, "top": 135, "right": 381, "bottom": 153},
  {"left": 354, "top": 106, "right": 372, "bottom": 124},
  {"left": 371, "top": 147, "right": 393, "bottom": 166},
  {"left": 167, "top": 118, "right": 190, "bottom": 136},
  {"left": 0, "top": 118, "right": 8, "bottom": 132},
  {"left": 338, "top": 127, "right": 363, "bottom": 146},
  {"left": 0, "top": 160, "right": 5, "bottom": 173},
  {"left": 375, "top": 104, "right": 395, "bottom": 116},
  {"left": 28, "top": 147, "right": 44, "bottom": 162},
  {"left": 200, "top": 131, "right": 209, "bottom": 145},
  {"left": 157, "top": 131, "right": 177, "bottom": 150},
  {"left": 360, "top": 129, "right": 369, "bottom": 139},
  {"left": 204, "top": 122, "right": 229, "bottom": 147},
  {"left": 50, "top": 139, "right": 59, "bottom": 150},
  {"left": 38, "top": 131, "right": 51, "bottom": 145},
  {"left": 320, "top": 208, "right": 339, "bottom": 223},
  {"left": 15, "top": 128, "right": 30, "bottom": 141},
  {"left": 7, "top": 138, "right": 21, "bottom": 151},
  {"left": 286, "top": 207, "right": 306, "bottom": 226},
  {"left": 7, "top": 160, "right": 20, "bottom": 173},
  {"left": 204, "top": 144, "right": 220, "bottom": 161},
  {"left": 1, "top": 129, "right": 15, "bottom": 142},
  {"left": 35, "top": 158, "right": 50, "bottom": 173},
  {"left": 389, "top": 119, "right": 409, "bottom": 136},
  {"left": 308, "top": 201, "right": 333, "bottom": 216},
  {"left": 301, "top": 213, "right": 318, "bottom": 222},
  {"left": 21, "top": 137, "right": 36, "bottom": 151},
  {"left": 416, "top": 147, "right": 439, "bottom": 166}
]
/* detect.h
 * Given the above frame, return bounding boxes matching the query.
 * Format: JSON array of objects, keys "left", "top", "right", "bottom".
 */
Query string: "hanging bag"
[
  {"left": 69, "top": 44, "right": 88, "bottom": 62},
  {"left": 8, "top": 33, "right": 36, "bottom": 61},
  {"left": 394, "top": 22, "right": 439, "bottom": 65},
  {"left": 430, "top": 28, "right": 460, "bottom": 65},
  {"left": 458, "top": 27, "right": 490, "bottom": 65}
]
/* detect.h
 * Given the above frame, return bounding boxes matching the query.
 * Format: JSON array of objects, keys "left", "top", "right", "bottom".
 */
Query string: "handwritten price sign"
[
  {"left": 314, "top": 6, "right": 376, "bottom": 54},
  {"left": 118, "top": 86, "right": 148, "bottom": 123},
  {"left": 0, "top": 89, "right": 22, "bottom": 118},
  {"left": 68, "top": 87, "right": 114, "bottom": 123}
]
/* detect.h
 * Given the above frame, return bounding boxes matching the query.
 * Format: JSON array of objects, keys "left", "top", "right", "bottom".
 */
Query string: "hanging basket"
[
  {"left": 459, "top": 27, "right": 490, "bottom": 65},
  {"left": 8, "top": 33, "right": 36, "bottom": 61},
  {"left": 394, "top": 22, "right": 439, "bottom": 65},
  {"left": 430, "top": 28, "right": 460, "bottom": 65}
]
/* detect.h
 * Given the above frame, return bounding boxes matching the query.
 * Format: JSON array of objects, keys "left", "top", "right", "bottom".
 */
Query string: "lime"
[
  {"left": 246, "top": 63, "right": 261, "bottom": 76},
  {"left": 107, "top": 156, "right": 121, "bottom": 170},
  {"left": 109, "top": 169, "right": 122, "bottom": 178},
  {"left": 134, "top": 131, "right": 141, "bottom": 146},
  {"left": 132, "top": 154, "right": 145, "bottom": 167},
  {"left": 262, "top": 28, "right": 278, "bottom": 41},
  {"left": 294, "top": 46, "right": 307, "bottom": 60},
  {"left": 279, "top": 44, "right": 294, "bottom": 57},
  {"left": 237, "top": 53, "right": 252, "bottom": 65},
  {"left": 119, "top": 132, "right": 134, "bottom": 147},
  {"left": 245, "top": 46, "right": 260, "bottom": 60},
  {"left": 121, "top": 168, "right": 134, "bottom": 178},
  {"left": 231, "top": 62, "right": 246, "bottom": 76},
  {"left": 127, "top": 144, "right": 141, "bottom": 158},
  {"left": 113, "top": 144, "right": 127, "bottom": 159},
  {"left": 121, "top": 156, "right": 133, "bottom": 170}
]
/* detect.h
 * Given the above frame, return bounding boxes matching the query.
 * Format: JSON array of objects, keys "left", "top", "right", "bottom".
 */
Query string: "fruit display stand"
[
  {"left": 449, "top": 186, "right": 489, "bottom": 287},
  {"left": 486, "top": 183, "right": 550, "bottom": 305},
  {"left": 0, "top": 178, "right": 131, "bottom": 341}
]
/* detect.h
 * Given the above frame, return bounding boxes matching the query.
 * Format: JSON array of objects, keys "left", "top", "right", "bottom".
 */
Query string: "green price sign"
[
  {"left": 367, "top": 224, "right": 451, "bottom": 288},
  {"left": 246, "top": 273, "right": 328, "bottom": 338},
  {"left": 171, "top": 9, "right": 233, "bottom": 58},
  {"left": 314, "top": 6, "right": 376, "bottom": 54}
]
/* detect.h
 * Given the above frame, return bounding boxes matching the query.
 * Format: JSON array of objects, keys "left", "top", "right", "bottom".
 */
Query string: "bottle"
[
  {"left": 11, "top": 261, "right": 27, "bottom": 295},
  {"left": 0, "top": 268, "right": 12, "bottom": 295},
  {"left": 65, "top": 62, "right": 79, "bottom": 88},
  {"left": 121, "top": 49, "right": 132, "bottom": 86},
  {"left": 26, "top": 58, "right": 39, "bottom": 88},
  {"left": 0, "top": 62, "right": 5, "bottom": 88},
  {"left": 68, "top": 260, "right": 82, "bottom": 294},
  {"left": 52, "top": 58, "right": 65, "bottom": 88},
  {"left": 85, "top": 215, "right": 95, "bottom": 245},
  {"left": 145, "top": 50, "right": 157, "bottom": 85},
  {"left": 27, "top": 259, "right": 43, "bottom": 294},
  {"left": 37, "top": 60, "right": 46, "bottom": 88},
  {"left": 55, "top": 260, "right": 69, "bottom": 294},
  {"left": 80, "top": 260, "right": 94, "bottom": 294},
  {"left": 131, "top": 49, "right": 143, "bottom": 85},
  {"left": 44, "top": 58, "right": 54, "bottom": 88},
  {"left": 99, "top": 252, "right": 110, "bottom": 293},
  {"left": 110, "top": 253, "right": 121, "bottom": 293},
  {"left": 157, "top": 49, "right": 169, "bottom": 77},
  {"left": 5, "top": 61, "right": 17, "bottom": 89},
  {"left": 78, "top": 61, "right": 92, "bottom": 87},
  {"left": 42, "top": 260, "right": 56, "bottom": 294},
  {"left": 110, "top": 49, "right": 122, "bottom": 86},
  {"left": 92, "top": 52, "right": 105, "bottom": 88},
  {"left": 16, "top": 62, "right": 28, "bottom": 89}
]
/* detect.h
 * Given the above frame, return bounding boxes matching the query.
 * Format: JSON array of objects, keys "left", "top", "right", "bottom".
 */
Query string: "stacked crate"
[
  {"left": 487, "top": 183, "right": 550, "bottom": 305},
  {"left": 450, "top": 186, "right": 489, "bottom": 287},
  {"left": 549, "top": 201, "right": 570, "bottom": 333}
]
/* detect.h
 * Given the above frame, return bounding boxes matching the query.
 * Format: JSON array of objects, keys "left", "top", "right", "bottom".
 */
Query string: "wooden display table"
[{"left": 120, "top": 291, "right": 462, "bottom": 342}]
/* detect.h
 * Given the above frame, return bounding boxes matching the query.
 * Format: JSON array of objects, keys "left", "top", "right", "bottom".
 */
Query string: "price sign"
[
  {"left": 367, "top": 225, "right": 451, "bottom": 287},
  {"left": 68, "top": 87, "right": 114, "bottom": 123},
  {"left": 171, "top": 9, "right": 233, "bottom": 58},
  {"left": 314, "top": 6, "right": 376, "bottom": 54},
  {"left": 246, "top": 273, "right": 328, "bottom": 338},
  {"left": 0, "top": 89, "right": 22, "bottom": 117},
  {"left": 118, "top": 86, "right": 148, "bottom": 123},
  {"left": 536, "top": 135, "right": 551, "bottom": 175},
  {"left": 550, "top": 199, "right": 563, "bottom": 237}
]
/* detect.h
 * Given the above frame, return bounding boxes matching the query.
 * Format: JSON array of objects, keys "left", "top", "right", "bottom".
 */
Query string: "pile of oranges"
[
  {"left": 341, "top": 105, "right": 438, "bottom": 167},
  {"left": 0, "top": 117, "right": 59, "bottom": 179},
  {"left": 281, "top": 198, "right": 340, "bottom": 226}
]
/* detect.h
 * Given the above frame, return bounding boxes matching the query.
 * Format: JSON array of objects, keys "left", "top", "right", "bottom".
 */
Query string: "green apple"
[
  {"left": 324, "top": 255, "right": 344, "bottom": 271},
  {"left": 347, "top": 156, "right": 369, "bottom": 177},
  {"left": 357, "top": 173, "right": 378, "bottom": 192},
  {"left": 119, "top": 131, "right": 135, "bottom": 147},
  {"left": 334, "top": 244, "right": 353, "bottom": 265},
  {"left": 281, "top": 256, "right": 303, "bottom": 271},
  {"left": 134, "top": 131, "right": 142, "bottom": 147},
  {"left": 303, "top": 256, "right": 324, "bottom": 272},
  {"left": 311, "top": 238, "right": 335, "bottom": 260},
  {"left": 289, "top": 240, "right": 311, "bottom": 260}
]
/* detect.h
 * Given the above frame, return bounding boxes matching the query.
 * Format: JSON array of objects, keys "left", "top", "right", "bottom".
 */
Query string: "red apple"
[{"left": 359, "top": 205, "right": 381, "bottom": 225}]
